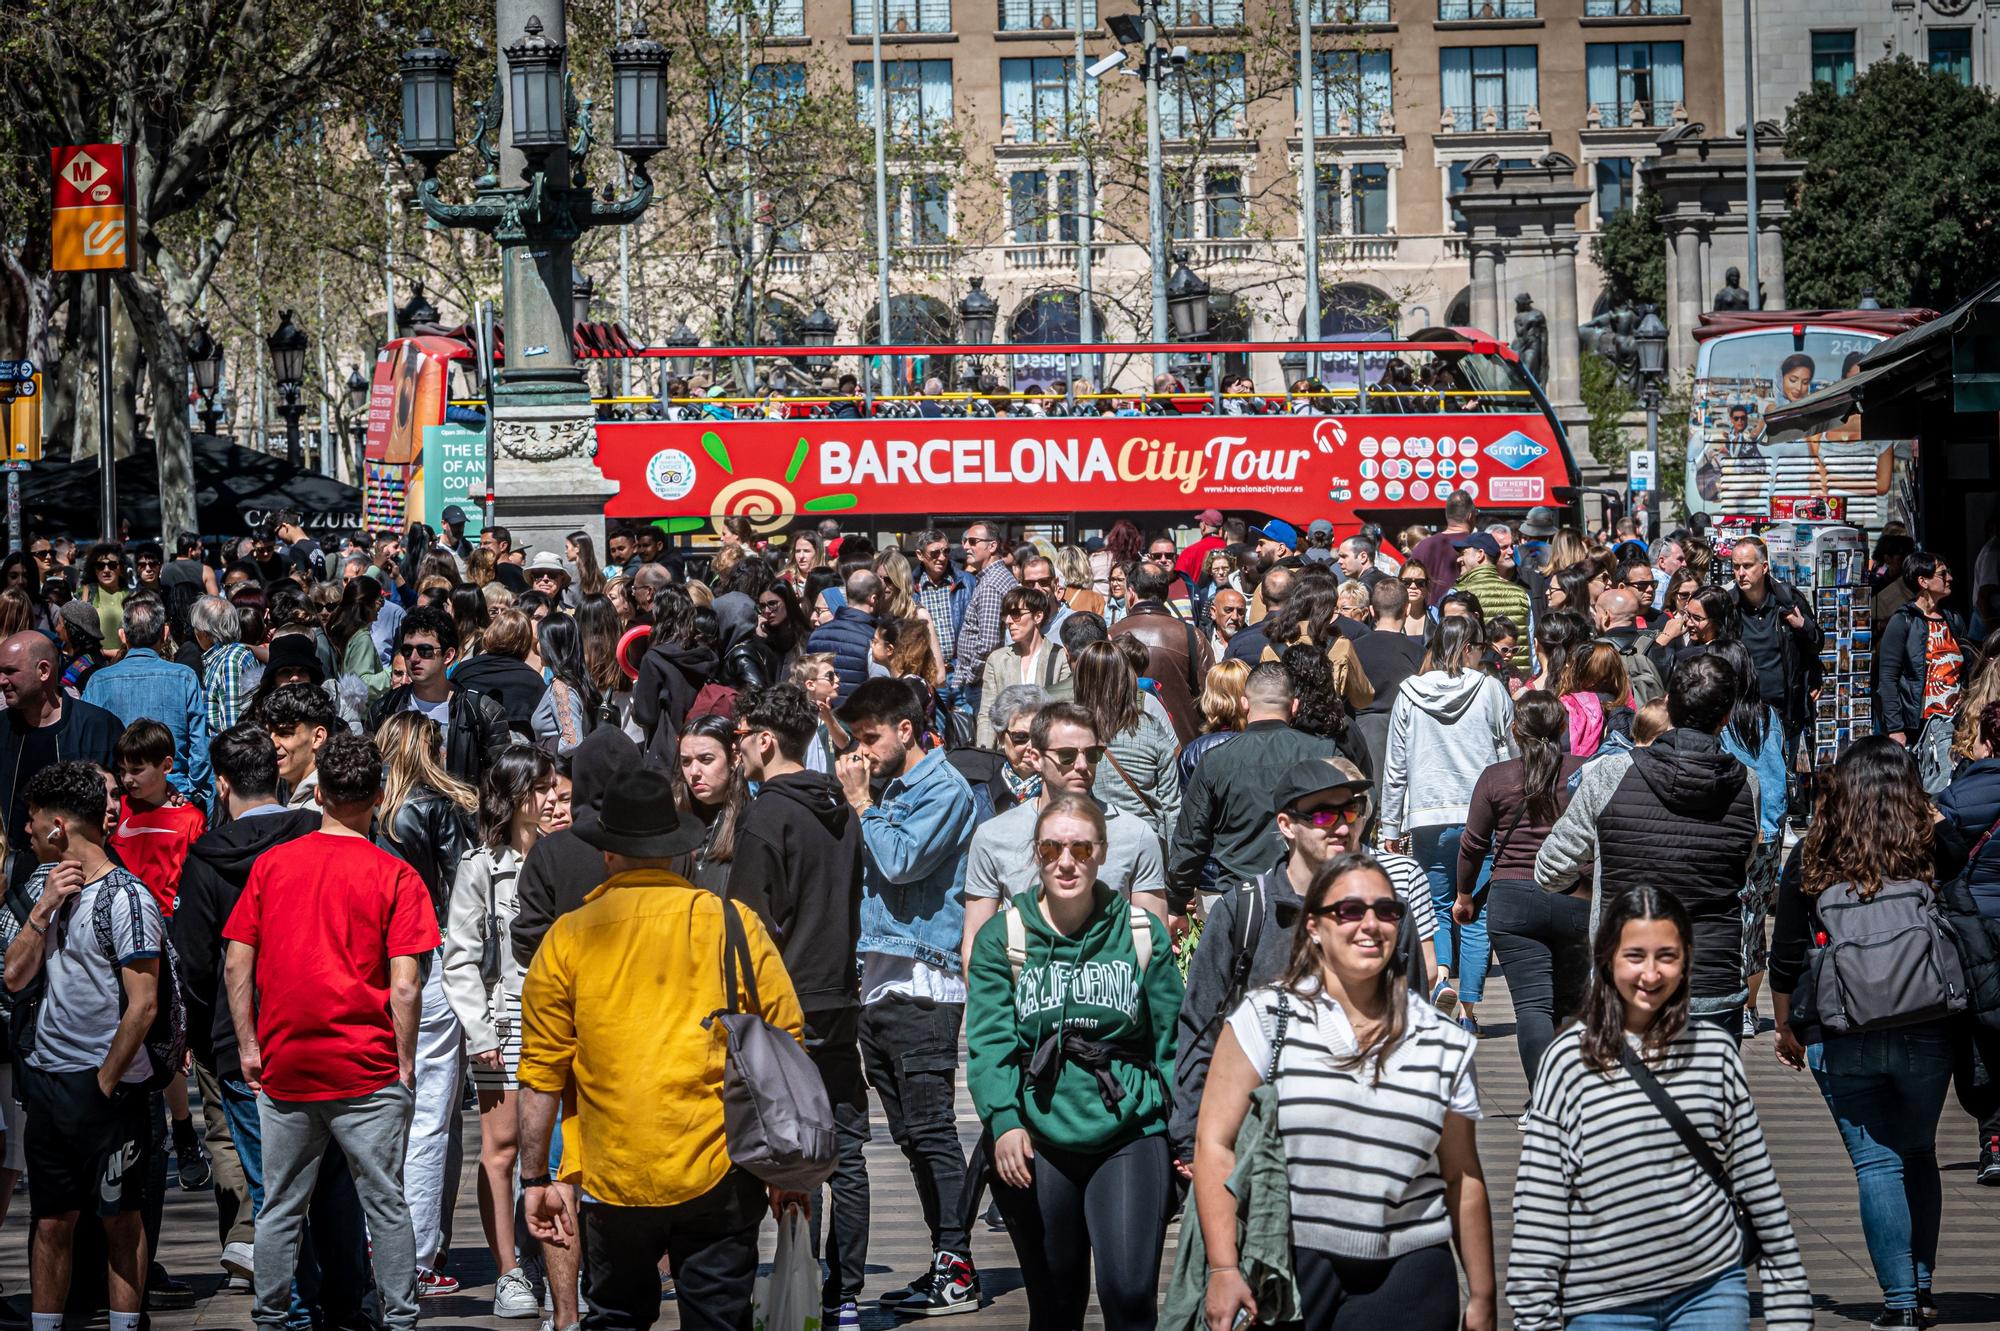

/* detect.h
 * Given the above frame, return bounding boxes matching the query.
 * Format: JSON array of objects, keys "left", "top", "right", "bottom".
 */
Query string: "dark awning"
[{"left": 20, "top": 435, "right": 364, "bottom": 539}]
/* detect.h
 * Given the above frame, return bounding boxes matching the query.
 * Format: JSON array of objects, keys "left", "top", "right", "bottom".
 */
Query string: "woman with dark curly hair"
[{"left": 1771, "top": 738, "right": 1954, "bottom": 1327}]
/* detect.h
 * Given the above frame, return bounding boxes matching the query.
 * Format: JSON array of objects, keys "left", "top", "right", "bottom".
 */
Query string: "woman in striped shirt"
[
  {"left": 1507, "top": 885, "right": 1810, "bottom": 1331},
  {"left": 1194, "top": 850, "right": 1495, "bottom": 1331}
]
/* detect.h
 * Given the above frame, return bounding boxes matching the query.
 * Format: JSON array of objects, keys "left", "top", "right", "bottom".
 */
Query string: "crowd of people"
[{"left": 0, "top": 493, "right": 1990, "bottom": 1331}]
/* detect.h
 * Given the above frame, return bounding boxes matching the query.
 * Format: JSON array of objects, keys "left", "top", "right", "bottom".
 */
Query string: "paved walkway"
[{"left": 17, "top": 979, "right": 2000, "bottom": 1329}]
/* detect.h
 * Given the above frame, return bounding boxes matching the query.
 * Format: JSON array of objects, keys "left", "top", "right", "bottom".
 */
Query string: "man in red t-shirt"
[
  {"left": 223, "top": 731, "right": 438, "bottom": 1331},
  {"left": 1173, "top": 508, "right": 1227, "bottom": 584}
]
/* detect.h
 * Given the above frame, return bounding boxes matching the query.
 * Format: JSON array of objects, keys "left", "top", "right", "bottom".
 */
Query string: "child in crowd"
[
  {"left": 1631, "top": 698, "right": 1673, "bottom": 746},
  {"left": 109, "top": 723, "right": 212, "bottom": 1192}
]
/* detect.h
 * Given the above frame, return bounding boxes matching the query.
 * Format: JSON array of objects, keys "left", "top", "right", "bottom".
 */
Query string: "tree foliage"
[
  {"left": 1783, "top": 56, "right": 2000, "bottom": 310},
  {"left": 1588, "top": 188, "right": 1665, "bottom": 313}
]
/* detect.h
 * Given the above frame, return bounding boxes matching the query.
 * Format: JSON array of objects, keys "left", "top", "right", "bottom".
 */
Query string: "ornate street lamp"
[
  {"left": 1634, "top": 306, "right": 1669, "bottom": 532},
  {"left": 506, "top": 17, "right": 568, "bottom": 154},
  {"left": 957, "top": 277, "right": 998, "bottom": 346},
  {"left": 609, "top": 20, "right": 670, "bottom": 161},
  {"left": 800, "top": 302, "right": 837, "bottom": 374},
  {"left": 1166, "top": 252, "right": 1212, "bottom": 340},
  {"left": 571, "top": 268, "right": 595, "bottom": 330},
  {"left": 664, "top": 319, "right": 700, "bottom": 379},
  {"left": 397, "top": 30, "right": 459, "bottom": 167},
  {"left": 1279, "top": 348, "right": 1307, "bottom": 383},
  {"left": 395, "top": 284, "right": 440, "bottom": 339},
  {"left": 266, "top": 311, "right": 309, "bottom": 468},
  {"left": 188, "top": 324, "right": 224, "bottom": 434},
  {"left": 346, "top": 366, "right": 372, "bottom": 417}
]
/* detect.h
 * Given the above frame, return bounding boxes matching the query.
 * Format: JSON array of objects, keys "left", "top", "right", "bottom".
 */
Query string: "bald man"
[
  {"left": 1207, "top": 588, "right": 1247, "bottom": 662},
  {"left": 1230, "top": 567, "right": 1296, "bottom": 663},
  {"left": 0, "top": 632, "right": 124, "bottom": 878},
  {"left": 1595, "top": 588, "right": 1666, "bottom": 706}
]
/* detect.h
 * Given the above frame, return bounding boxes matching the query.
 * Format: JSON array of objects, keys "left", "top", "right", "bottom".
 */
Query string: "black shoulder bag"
[{"left": 1617, "top": 1043, "right": 1764, "bottom": 1266}]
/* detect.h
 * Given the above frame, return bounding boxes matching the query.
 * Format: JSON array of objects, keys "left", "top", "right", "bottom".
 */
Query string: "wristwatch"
[{"left": 519, "top": 1173, "right": 554, "bottom": 1190}]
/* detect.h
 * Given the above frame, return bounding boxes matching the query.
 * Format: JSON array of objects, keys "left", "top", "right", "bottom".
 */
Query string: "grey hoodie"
[{"left": 1379, "top": 669, "right": 1514, "bottom": 838}]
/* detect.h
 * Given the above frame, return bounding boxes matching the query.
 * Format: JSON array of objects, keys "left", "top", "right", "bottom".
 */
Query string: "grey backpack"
[
  {"left": 1799, "top": 877, "right": 1968, "bottom": 1036},
  {"left": 705, "top": 900, "right": 837, "bottom": 1191}
]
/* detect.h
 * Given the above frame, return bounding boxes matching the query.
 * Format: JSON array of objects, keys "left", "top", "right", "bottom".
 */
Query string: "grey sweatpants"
[{"left": 255, "top": 1082, "right": 418, "bottom": 1331}]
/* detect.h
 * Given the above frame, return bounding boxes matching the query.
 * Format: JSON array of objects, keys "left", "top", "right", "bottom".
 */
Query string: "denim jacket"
[
  {"left": 81, "top": 648, "right": 211, "bottom": 798},
  {"left": 857, "top": 746, "right": 978, "bottom": 973}
]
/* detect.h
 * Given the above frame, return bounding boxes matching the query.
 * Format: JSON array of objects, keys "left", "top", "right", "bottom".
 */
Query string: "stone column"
[
  {"left": 1471, "top": 245, "right": 1500, "bottom": 341},
  {"left": 1548, "top": 238, "right": 1582, "bottom": 407},
  {"left": 1671, "top": 228, "right": 1702, "bottom": 377},
  {"left": 1760, "top": 224, "right": 1788, "bottom": 310}
]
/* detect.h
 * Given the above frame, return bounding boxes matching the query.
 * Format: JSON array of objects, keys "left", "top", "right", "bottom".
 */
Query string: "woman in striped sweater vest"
[
  {"left": 1507, "top": 886, "right": 1810, "bottom": 1331},
  {"left": 1193, "top": 850, "right": 1495, "bottom": 1331}
]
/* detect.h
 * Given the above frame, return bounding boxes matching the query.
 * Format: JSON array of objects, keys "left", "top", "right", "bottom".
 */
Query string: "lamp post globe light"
[
  {"left": 571, "top": 267, "right": 595, "bottom": 331},
  {"left": 799, "top": 303, "right": 837, "bottom": 376},
  {"left": 188, "top": 324, "right": 224, "bottom": 434},
  {"left": 267, "top": 310, "right": 309, "bottom": 468},
  {"left": 1634, "top": 306, "right": 1668, "bottom": 531},
  {"left": 664, "top": 319, "right": 700, "bottom": 381},
  {"left": 396, "top": 4, "right": 666, "bottom": 554},
  {"left": 1166, "top": 252, "right": 1211, "bottom": 341},
  {"left": 396, "top": 284, "right": 440, "bottom": 339}
]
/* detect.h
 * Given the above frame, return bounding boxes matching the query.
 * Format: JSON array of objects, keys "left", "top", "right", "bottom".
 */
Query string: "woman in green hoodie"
[{"left": 967, "top": 791, "right": 1184, "bottom": 1331}]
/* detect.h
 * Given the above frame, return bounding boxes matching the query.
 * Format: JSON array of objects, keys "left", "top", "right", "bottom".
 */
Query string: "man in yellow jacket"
[{"left": 517, "top": 767, "right": 806, "bottom": 1331}]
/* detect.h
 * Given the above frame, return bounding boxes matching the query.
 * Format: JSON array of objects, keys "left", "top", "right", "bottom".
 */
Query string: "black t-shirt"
[
  {"left": 161, "top": 558, "right": 207, "bottom": 595},
  {"left": 1353, "top": 629, "right": 1426, "bottom": 716},
  {"left": 285, "top": 538, "right": 326, "bottom": 582},
  {"left": 253, "top": 556, "right": 289, "bottom": 585},
  {"left": 7, "top": 723, "right": 58, "bottom": 853}
]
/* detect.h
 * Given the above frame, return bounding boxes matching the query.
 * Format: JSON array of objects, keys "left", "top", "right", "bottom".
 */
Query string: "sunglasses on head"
[
  {"left": 1309, "top": 897, "right": 1407, "bottom": 924},
  {"left": 1034, "top": 838, "right": 1103, "bottom": 865},
  {"left": 1043, "top": 744, "right": 1106, "bottom": 769}
]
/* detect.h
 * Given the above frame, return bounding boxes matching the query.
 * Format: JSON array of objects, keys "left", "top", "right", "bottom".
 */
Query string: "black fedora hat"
[
  {"left": 264, "top": 633, "right": 326, "bottom": 685},
  {"left": 575, "top": 767, "right": 706, "bottom": 859}
]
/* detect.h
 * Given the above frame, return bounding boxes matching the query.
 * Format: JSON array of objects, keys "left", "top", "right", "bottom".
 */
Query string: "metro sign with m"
[{"left": 51, "top": 144, "right": 133, "bottom": 272}]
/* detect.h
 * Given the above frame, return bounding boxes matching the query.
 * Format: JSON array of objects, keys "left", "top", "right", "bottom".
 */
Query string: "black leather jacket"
[
  {"left": 721, "top": 636, "right": 777, "bottom": 691},
  {"left": 378, "top": 786, "right": 475, "bottom": 920},
  {"left": 369, "top": 684, "right": 513, "bottom": 787}
]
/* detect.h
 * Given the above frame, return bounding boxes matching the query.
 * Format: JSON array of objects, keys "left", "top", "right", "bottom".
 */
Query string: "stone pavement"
[{"left": 18, "top": 978, "right": 2000, "bottom": 1329}]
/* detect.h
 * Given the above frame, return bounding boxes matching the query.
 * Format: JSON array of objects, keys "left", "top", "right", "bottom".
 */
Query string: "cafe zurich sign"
[{"left": 594, "top": 414, "right": 1576, "bottom": 534}]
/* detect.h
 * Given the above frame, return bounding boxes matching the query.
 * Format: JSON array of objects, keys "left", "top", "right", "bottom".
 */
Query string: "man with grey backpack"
[{"left": 518, "top": 768, "right": 813, "bottom": 1331}]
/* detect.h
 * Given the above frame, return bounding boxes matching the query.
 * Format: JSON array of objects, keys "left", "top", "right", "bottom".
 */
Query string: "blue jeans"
[
  {"left": 221, "top": 1077, "right": 370, "bottom": 1330},
  {"left": 1808, "top": 1026, "right": 1953, "bottom": 1310},
  {"left": 1564, "top": 1265, "right": 1748, "bottom": 1330},
  {"left": 1411, "top": 825, "right": 1489, "bottom": 1002}
]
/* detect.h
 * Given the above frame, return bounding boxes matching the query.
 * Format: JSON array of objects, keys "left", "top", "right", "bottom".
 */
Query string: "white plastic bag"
[{"left": 751, "top": 1208, "right": 821, "bottom": 1331}]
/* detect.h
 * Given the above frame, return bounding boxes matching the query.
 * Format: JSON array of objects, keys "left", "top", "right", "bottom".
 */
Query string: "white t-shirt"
[
  {"left": 961, "top": 798, "right": 1167, "bottom": 904},
  {"left": 408, "top": 692, "right": 451, "bottom": 748}
]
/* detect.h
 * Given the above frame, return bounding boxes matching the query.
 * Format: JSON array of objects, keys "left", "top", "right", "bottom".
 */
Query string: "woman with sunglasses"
[
  {"left": 967, "top": 793, "right": 1184, "bottom": 1331},
  {"left": 1508, "top": 886, "right": 1808, "bottom": 1331},
  {"left": 1196, "top": 850, "right": 1493, "bottom": 1331},
  {"left": 1649, "top": 583, "right": 1738, "bottom": 674},
  {"left": 1397, "top": 564, "right": 1433, "bottom": 638},
  {"left": 976, "top": 586, "right": 1071, "bottom": 747},
  {"left": 81, "top": 541, "right": 128, "bottom": 649}
]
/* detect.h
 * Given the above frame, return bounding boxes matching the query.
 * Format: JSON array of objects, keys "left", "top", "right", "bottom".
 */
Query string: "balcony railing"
[
  {"left": 1303, "top": 0, "right": 1391, "bottom": 20},
  {"left": 1440, "top": 102, "right": 1536, "bottom": 131},
  {"left": 854, "top": 0, "right": 953, "bottom": 33},
  {"left": 998, "top": 0, "right": 1096, "bottom": 29},
  {"left": 1584, "top": 0, "right": 1682, "bottom": 13},
  {"left": 1161, "top": 0, "right": 1244, "bottom": 24},
  {"left": 1438, "top": 0, "right": 1534, "bottom": 17},
  {"left": 1589, "top": 98, "right": 1675, "bottom": 127}
]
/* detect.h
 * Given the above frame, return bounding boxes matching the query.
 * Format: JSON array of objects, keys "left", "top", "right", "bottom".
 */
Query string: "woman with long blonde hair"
[
  {"left": 1179, "top": 658, "right": 1249, "bottom": 783},
  {"left": 372, "top": 710, "right": 479, "bottom": 1290},
  {"left": 876, "top": 549, "right": 946, "bottom": 672}
]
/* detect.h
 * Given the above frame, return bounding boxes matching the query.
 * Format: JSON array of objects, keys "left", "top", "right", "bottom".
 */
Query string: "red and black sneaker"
[{"left": 894, "top": 1252, "right": 978, "bottom": 1317}]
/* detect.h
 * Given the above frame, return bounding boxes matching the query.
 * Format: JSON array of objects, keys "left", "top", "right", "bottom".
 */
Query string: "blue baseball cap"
[{"left": 1251, "top": 519, "right": 1300, "bottom": 549}]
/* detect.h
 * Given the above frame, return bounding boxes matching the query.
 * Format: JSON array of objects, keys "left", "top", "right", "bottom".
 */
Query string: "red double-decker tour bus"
[{"left": 367, "top": 330, "right": 1581, "bottom": 544}]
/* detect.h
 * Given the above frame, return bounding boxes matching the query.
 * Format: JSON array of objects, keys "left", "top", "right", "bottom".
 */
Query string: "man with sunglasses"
[
  {"left": 1170, "top": 757, "right": 1438, "bottom": 1173},
  {"left": 959, "top": 701, "right": 1167, "bottom": 974},
  {"left": 367, "top": 608, "right": 511, "bottom": 787},
  {"left": 947, "top": 523, "right": 1017, "bottom": 751}
]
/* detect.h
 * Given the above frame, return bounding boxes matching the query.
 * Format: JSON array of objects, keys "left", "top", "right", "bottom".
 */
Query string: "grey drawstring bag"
[{"left": 705, "top": 899, "right": 837, "bottom": 1191}]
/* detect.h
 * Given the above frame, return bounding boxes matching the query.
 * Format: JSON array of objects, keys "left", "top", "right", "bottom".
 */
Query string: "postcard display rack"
[{"left": 1761, "top": 524, "right": 1871, "bottom": 768}]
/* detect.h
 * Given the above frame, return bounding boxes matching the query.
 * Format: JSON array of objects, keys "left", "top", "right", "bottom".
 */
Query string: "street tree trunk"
[{"left": 114, "top": 272, "right": 198, "bottom": 539}]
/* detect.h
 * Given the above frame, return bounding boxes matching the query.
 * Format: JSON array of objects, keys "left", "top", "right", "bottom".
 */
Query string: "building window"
[
  {"left": 1929, "top": 28, "right": 1973, "bottom": 85},
  {"left": 1009, "top": 168, "right": 1086, "bottom": 242},
  {"left": 1208, "top": 170, "right": 1245, "bottom": 238},
  {"left": 853, "top": 0, "right": 951, "bottom": 33},
  {"left": 1583, "top": 0, "right": 1680, "bottom": 14},
  {"left": 998, "top": 0, "right": 1096, "bottom": 30},
  {"left": 1161, "top": 52, "right": 1246, "bottom": 139},
  {"left": 708, "top": 0, "right": 805, "bottom": 37},
  {"left": 1439, "top": 46, "right": 1538, "bottom": 131},
  {"left": 1585, "top": 42, "right": 1684, "bottom": 128},
  {"left": 1302, "top": 0, "right": 1391, "bottom": 21},
  {"left": 713, "top": 62, "right": 806, "bottom": 144},
  {"left": 1313, "top": 163, "right": 1394, "bottom": 234},
  {"left": 1810, "top": 31, "right": 1856, "bottom": 93},
  {"left": 1305, "top": 50, "right": 1392, "bottom": 136},
  {"left": 1000, "top": 56, "right": 1096, "bottom": 141},
  {"left": 854, "top": 60, "right": 954, "bottom": 142},
  {"left": 1594, "top": 157, "right": 1634, "bottom": 223},
  {"left": 1438, "top": 0, "right": 1534, "bottom": 18},
  {"left": 1353, "top": 163, "right": 1389, "bottom": 234},
  {"left": 909, "top": 177, "right": 951, "bottom": 244},
  {"left": 1163, "top": 0, "right": 1244, "bottom": 23}
]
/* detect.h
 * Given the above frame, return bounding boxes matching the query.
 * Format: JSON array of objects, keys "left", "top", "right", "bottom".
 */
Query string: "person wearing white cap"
[{"left": 525, "top": 553, "right": 575, "bottom": 608}]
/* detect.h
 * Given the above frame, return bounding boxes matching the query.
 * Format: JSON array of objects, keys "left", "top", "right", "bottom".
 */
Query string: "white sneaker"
[
  {"left": 221, "top": 1242, "right": 254, "bottom": 1281},
  {"left": 495, "top": 1269, "right": 541, "bottom": 1319}
]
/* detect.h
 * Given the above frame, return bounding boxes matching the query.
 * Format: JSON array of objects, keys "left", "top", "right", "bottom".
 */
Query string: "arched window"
[{"left": 1006, "top": 290, "right": 1108, "bottom": 393}]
